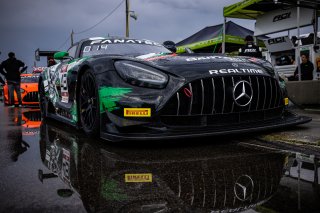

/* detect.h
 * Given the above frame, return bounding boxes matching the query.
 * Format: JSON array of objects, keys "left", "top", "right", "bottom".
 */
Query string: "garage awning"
[{"left": 224, "top": 0, "right": 320, "bottom": 20}]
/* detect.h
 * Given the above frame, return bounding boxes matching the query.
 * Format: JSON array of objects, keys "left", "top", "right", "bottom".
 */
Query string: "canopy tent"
[
  {"left": 176, "top": 21, "right": 267, "bottom": 53},
  {"left": 223, "top": 0, "right": 319, "bottom": 37},
  {"left": 224, "top": 0, "right": 320, "bottom": 20}
]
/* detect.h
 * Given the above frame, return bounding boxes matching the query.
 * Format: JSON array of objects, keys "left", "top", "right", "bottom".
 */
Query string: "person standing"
[
  {"left": 0, "top": 52, "right": 26, "bottom": 107},
  {"left": 292, "top": 53, "right": 314, "bottom": 81},
  {"left": 238, "top": 35, "right": 262, "bottom": 58}
]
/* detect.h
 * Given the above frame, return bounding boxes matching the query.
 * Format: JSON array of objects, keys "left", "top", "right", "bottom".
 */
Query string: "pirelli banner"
[{"left": 254, "top": 7, "right": 314, "bottom": 36}]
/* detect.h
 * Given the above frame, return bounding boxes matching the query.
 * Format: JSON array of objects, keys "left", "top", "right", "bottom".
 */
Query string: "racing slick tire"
[{"left": 79, "top": 70, "right": 100, "bottom": 137}]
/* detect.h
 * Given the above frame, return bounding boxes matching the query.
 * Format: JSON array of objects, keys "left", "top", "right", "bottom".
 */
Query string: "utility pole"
[
  {"left": 126, "top": 0, "right": 129, "bottom": 37},
  {"left": 71, "top": 30, "right": 74, "bottom": 46}
]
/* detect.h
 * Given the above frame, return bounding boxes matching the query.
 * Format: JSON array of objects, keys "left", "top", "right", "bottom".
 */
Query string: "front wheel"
[{"left": 79, "top": 70, "right": 100, "bottom": 137}]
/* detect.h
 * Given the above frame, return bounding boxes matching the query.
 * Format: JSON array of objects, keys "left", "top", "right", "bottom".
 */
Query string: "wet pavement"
[{"left": 0, "top": 103, "right": 319, "bottom": 212}]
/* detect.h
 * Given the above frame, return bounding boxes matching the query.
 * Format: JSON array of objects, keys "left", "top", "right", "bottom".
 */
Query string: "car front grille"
[
  {"left": 160, "top": 154, "right": 284, "bottom": 211},
  {"left": 23, "top": 92, "right": 39, "bottom": 102},
  {"left": 160, "top": 76, "right": 284, "bottom": 127}
]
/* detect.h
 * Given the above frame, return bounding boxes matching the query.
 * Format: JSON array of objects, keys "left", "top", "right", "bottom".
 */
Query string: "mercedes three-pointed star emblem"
[
  {"left": 233, "top": 80, "right": 253, "bottom": 107},
  {"left": 234, "top": 175, "right": 254, "bottom": 201}
]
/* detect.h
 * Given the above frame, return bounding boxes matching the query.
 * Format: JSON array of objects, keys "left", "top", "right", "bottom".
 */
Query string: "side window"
[{"left": 68, "top": 45, "right": 77, "bottom": 58}]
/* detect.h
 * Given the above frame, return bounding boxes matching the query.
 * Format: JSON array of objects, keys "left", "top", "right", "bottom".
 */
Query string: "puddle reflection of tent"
[{"left": 176, "top": 21, "right": 268, "bottom": 54}]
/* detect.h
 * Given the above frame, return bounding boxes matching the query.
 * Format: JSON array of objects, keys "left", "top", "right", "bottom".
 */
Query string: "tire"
[
  {"left": 79, "top": 70, "right": 100, "bottom": 137},
  {"left": 39, "top": 80, "right": 48, "bottom": 118}
]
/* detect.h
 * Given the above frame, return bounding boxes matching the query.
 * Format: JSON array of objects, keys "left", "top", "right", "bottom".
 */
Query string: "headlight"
[
  {"left": 20, "top": 88, "right": 25, "bottom": 93},
  {"left": 114, "top": 60, "right": 168, "bottom": 89}
]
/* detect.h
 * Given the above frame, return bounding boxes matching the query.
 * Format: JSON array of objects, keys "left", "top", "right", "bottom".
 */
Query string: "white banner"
[
  {"left": 264, "top": 36, "right": 294, "bottom": 53},
  {"left": 255, "top": 7, "right": 314, "bottom": 36}
]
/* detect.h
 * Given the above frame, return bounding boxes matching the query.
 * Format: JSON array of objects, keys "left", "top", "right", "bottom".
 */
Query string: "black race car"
[{"left": 39, "top": 37, "right": 311, "bottom": 142}]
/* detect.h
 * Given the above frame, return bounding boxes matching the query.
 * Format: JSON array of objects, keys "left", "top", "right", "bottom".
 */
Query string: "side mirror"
[
  {"left": 163, "top": 40, "right": 177, "bottom": 53},
  {"left": 54, "top": 51, "right": 70, "bottom": 60}
]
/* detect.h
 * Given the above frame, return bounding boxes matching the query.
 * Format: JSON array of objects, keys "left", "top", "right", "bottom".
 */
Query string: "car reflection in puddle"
[
  {"left": 21, "top": 109, "right": 41, "bottom": 139},
  {"left": 38, "top": 120, "right": 307, "bottom": 213}
]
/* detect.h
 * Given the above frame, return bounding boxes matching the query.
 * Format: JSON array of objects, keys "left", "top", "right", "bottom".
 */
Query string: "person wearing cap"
[
  {"left": 0, "top": 52, "right": 26, "bottom": 107},
  {"left": 238, "top": 35, "right": 262, "bottom": 58}
]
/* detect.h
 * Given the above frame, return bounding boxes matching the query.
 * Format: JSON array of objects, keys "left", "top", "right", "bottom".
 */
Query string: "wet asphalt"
[{"left": 0, "top": 102, "right": 319, "bottom": 213}]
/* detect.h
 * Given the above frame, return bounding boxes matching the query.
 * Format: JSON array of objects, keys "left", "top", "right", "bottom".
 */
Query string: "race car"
[
  {"left": 3, "top": 73, "right": 40, "bottom": 106},
  {"left": 38, "top": 37, "right": 311, "bottom": 142}
]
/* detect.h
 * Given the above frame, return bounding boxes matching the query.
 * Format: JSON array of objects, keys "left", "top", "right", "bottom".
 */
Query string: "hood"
[{"left": 136, "top": 53, "right": 275, "bottom": 81}]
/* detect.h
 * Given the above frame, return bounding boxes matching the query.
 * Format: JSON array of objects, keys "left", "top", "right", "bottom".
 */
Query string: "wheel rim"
[{"left": 80, "top": 73, "right": 97, "bottom": 130}]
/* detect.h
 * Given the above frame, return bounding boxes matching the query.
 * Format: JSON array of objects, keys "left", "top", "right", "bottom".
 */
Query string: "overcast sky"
[
  {"left": 0, "top": 0, "right": 313, "bottom": 70},
  {"left": 0, "top": 0, "right": 256, "bottom": 68}
]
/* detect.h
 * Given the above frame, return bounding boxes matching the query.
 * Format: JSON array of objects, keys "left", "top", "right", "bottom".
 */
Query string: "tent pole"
[
  {"left": 297, "top": 1, "right": 302, "bottom": 81},
  {"left": 222, "top": 17, "right": 226, "bottom": 54},
  {"left": 314, "top": 9, "right": 318, "bottom": 47}
]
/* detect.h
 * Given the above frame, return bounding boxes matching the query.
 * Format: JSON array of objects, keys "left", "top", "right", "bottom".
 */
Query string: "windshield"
[
  {"left": 21, "top": 75, "right": 39, "bottom": 83},
  {"left": 80, "top": 39, "right": 171, "bottom": 57}
]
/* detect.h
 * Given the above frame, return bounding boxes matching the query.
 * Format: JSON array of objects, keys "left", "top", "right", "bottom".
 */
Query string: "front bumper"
[{"left": 100, "top": 111, "right": 311, "bottom": 142}]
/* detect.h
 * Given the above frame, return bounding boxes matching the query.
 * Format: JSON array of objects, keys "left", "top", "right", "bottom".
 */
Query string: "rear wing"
[{"left": 35, "top": 49, "right": 59, "bottom": 66}]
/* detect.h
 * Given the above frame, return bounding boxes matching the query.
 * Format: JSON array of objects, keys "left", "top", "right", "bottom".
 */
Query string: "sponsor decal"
[
  {"left": 124, "top": 108, "right": 151, "bottom": 117},
  {"left": 125, "top": 173, "right": 152, "bottom": 183},
  {"left": 244, "top": 49, "right": 257, "bottom": 53},
  {"left": 209, "top": 68, "right": 264, "bottom": 75},
  {"left": 89, "top": 39, "right": 161, "bottom": 46},
  {"left": 99, "top": 87, "right": 132, "bottom": 113},
  {"left": 268, "top": 37, "right": 286, "bottom": 45},
  {"left": 186, "top": 56, "right": 244, "bottom": 62},
  {"left": 273, "top": 12, "right": 291, "bottom": 22}
]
